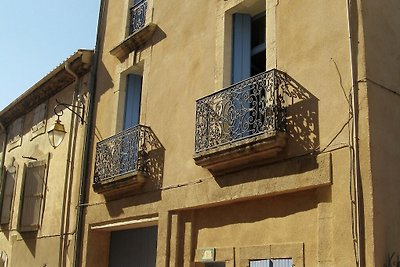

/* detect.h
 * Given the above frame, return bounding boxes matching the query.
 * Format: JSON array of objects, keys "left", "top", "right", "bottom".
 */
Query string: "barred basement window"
[{"left": 18, "top": 161, "right": 47, "bottom": 232}]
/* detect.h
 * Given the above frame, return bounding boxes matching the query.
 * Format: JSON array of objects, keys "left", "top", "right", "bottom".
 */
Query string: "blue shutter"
[
  {"left": 123, "top": 74, "right": 142, "bottom": 130},
  {"left": 232, "top": 13, "right": 251, "bottom": 84}
]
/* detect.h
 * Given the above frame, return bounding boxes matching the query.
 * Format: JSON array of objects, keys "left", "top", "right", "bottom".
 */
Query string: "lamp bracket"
[{"left": 54, "top": 99, "right": 85, "bottom": 124}]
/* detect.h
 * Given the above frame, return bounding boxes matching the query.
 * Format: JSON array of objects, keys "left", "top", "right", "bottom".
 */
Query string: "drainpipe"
[
  {"left": 0, "top": 123, "right": 7, "bottom": 176},
  {"left": 58, "top": 60, "right": 81, "bottom": 267},
  {"left": 73, "top": 0, "right": 105, "bottom": 266},
  {"left": 346, "top": 0, "right": 364, "bottom": 266}
]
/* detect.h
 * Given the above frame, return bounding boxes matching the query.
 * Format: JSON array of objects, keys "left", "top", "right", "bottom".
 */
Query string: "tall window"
[
  {"left": 232, "top": 12, "right": 266, "bottom": 83},
  {"left": 123, "top": 74, "right": 143, "bottom": 130},
  {"left": 0, "top": 169, "right": 16, "bottom": 225},
  {"left": 230, "top": 12, "right": 266, "bottom": 137},
  {"left": 18, "top": 162, "right": 47, "bottom": 232}
]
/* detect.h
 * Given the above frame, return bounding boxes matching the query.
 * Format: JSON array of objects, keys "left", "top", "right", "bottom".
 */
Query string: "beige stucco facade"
[
  {"left": 79, "top": 0, "right": 400, "bottom": 266},
  {"left": 0, "top": 50, "right": 93, "bottom": 266}
]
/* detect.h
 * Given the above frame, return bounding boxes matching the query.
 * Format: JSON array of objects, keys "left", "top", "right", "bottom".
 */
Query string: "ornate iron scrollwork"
[
  {"left": 195, "top": 69, "right": 287, "bottom": 153},
  {"left": 94, "top": 125, "right": 162, "bottom": 184},
  {"left": 129, "top": 0, "right": 147, "bottom": 34}
]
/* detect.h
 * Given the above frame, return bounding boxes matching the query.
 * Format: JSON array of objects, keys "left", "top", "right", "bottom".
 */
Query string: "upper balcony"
[
  {"left": 93, "top": 124, "right": 163, "bottom": 197},
  {"left": 194, "top": 69, "right": 288, "bottom": 174},
  {"left": 110, "top": 0, "right": 157, "bottom": 61},
  {"left": 129, "top": 0, "right": 147, "bottom": 35}
]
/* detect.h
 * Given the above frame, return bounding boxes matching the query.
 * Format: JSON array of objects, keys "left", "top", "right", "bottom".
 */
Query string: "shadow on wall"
[
  {"left": 215, "top": 71, "right": 320, "bottom": 184},
  {"left": 20, "top": 232, "right": 38, "bottom": 257},
  {"left": 281, "top": 71, "right": 320, "bottom": 157}
]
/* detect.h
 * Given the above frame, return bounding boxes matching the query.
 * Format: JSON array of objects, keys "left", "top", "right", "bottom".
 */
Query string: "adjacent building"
[{"left": 0, "top": 50, "right": 93, "bottom": 266}]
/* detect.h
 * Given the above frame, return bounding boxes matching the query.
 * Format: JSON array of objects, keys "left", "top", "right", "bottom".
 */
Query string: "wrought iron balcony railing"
[
  {"left": 129, "top": 0, "right": 147, "bottom": 35},
  {"left": 94, "top": 124, "right": 161, "bottom": 187},
  {"left": 195, "top": 69, "right": 287, "bottom": 154}
]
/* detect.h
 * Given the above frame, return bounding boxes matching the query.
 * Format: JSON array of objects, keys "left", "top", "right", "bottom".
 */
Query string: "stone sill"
[
  {"left": 194, "top": 131, "right": 287, "bottom": 175},
  {"left": 93, "top": 171, "right": 147, "bottom": 199},
  {"left": 110, "top": 23, "right": 157, "bottom": 60}
]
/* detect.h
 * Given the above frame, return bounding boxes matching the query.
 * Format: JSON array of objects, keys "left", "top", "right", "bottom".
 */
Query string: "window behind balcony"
[
  {"left": 230, "top": 12, "right": 266, "bottom": 138},
  {"left": 130, "top": 0, "right": 143, "bottom": 6},
  {"left": 129, "top": 0, "right": 147, "bottom": 35},
  {"left": 123, "top": 74, "right": 143, "bottom": 129},
  {"left": 18, "top": 162, "right": 46, "bottom": 232},
  {"left": 232, "top": 12, "right": 266, "bottom": 83}
]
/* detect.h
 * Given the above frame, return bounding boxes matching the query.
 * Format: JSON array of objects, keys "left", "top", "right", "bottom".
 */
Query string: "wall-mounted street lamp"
[{"left": 48, "top": 99, "right": 85, "bottom": 148}]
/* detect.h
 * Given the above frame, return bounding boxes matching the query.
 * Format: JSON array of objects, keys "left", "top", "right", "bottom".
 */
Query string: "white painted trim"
[{"left": 91, "top": 217, "right": 158, "bottom": 231}]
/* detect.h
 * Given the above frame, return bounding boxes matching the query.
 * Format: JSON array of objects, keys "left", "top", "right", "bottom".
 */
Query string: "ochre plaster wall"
[
  {"left": 83, "top": 0, "right": 380, "bottom": 266},
  {"left": 357, "top": 0, "right": 400, "bottom": 265}
]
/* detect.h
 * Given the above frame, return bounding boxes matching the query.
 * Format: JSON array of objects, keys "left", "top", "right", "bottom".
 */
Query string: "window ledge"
[
  {"left": 93, "top": 171, "right": 147, "bottom": 198},
  {"left": 194, "top": 131, "right": 287, "bottom": 175},
  {"left": 110, "top": 23, "right": 157, "bottom": 60}
]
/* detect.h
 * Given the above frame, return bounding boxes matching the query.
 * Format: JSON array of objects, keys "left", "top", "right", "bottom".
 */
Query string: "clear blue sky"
[{"left": 0, "top": 0, "right": 100, "bottom": 111}]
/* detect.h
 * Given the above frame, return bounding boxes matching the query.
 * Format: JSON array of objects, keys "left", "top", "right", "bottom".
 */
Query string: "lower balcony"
[
  {"left": 93, "top": 124, "right": 162, "bottom": 197},
  {"left": 194, "top": 69, "right": 287, "bottom": 174}
]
